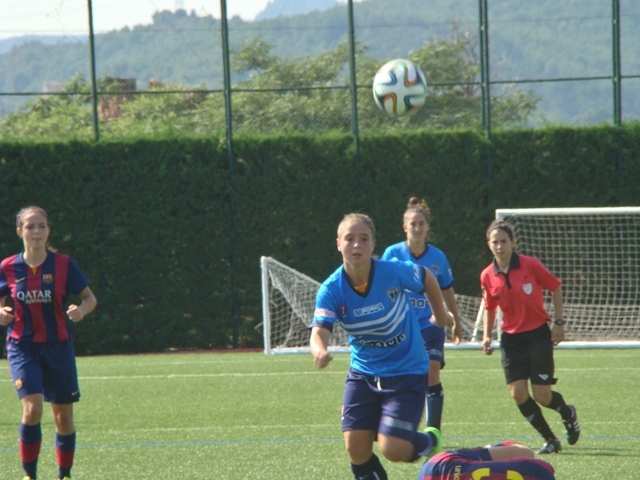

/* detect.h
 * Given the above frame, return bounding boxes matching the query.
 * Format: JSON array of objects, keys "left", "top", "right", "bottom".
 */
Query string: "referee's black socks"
[
  {"left": 546, "top": 391, "right": 573, "bottom": 420},
  {"left": 518, "top": 396, "right": 556, "bottom": 440}
]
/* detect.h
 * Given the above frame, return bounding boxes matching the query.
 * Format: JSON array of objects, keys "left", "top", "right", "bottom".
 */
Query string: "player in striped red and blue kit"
[
  {"left": 310, "top": 213, "right": 452, "bottom": 480},
  {"left": 381, "top": 197, "right": 463, "bottom": 431},
  {"left": 417, "top": 440, "right": 556, "bottom": 479},
  {"left": 0, "top": 206, "right": 97, "bottom": 480}
]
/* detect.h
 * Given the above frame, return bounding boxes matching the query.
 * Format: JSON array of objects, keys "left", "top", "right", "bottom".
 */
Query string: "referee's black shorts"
[{"left": 500, "top": 324, "right": 557, "bottom": 385}]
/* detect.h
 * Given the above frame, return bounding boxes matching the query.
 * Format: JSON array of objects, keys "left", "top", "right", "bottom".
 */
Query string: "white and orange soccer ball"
[{"left": 372, "top": 59, "right": 427, "bottom": 117}]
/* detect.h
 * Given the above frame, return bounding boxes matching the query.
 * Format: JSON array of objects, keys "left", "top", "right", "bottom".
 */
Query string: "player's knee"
[
  {"left": 379, "top": 448, "right": 409, "bottom": 463},
  {"left": 21, "top": 398, "right": 44, "bottom": 424},
  {"left": 510, "top": 390, "right": 529, "bottom": 404},
  {"left": 532, "top": 390, "right": 552, "bottom": 406},
  {"left": 22, "top": 409, "right": 43, "bottom": 424},
  {"left": 345, "top": 439, "right": 373, "bottom": 464},
  {"left": 378, "top": 438, "right": 413, "bottom": 463},
  {"left": 51, "top": 405, "right": 75, "bottom": 433}
]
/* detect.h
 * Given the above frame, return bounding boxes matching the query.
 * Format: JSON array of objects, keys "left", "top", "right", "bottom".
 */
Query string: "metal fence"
[{"left": 0, "top": 0, "right": 638, "bottom": 141}]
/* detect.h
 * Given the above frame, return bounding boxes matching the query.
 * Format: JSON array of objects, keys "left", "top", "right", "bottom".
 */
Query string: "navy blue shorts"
[
  {"left": 341, "top": 368, "right": 427, "bottom": 441},
  {"left": 7, "top": 337, "right": 80, "bottom": 404},
  {"left": 421, "top": 326, "right": 445, "bottom": 368},
  {"left": 500, "top": 324, "right": 556, "bottom": 385}
]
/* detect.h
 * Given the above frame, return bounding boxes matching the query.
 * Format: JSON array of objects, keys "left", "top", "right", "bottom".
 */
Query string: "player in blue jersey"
[
  {"left": 381, "top": 198, "right": 463, "bottom": 431},
  {"left": 0, "top": 206, "right": 97, "bottom": 480},
  {"left": 310, "top": 213, "right": 452, "bottom": 480},
  {"left": 417, "top": 439, "right": 556, "bottom": 479}
]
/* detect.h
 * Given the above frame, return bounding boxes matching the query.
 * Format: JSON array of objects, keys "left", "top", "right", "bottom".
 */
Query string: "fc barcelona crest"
[{"left": 42, "top": 274, "right": 53, "bottom": 283}]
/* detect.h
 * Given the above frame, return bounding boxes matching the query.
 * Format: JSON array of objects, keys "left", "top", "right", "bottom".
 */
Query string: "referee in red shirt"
[{"left": 480, "top": 220, "right": 580, "bottom": 455}]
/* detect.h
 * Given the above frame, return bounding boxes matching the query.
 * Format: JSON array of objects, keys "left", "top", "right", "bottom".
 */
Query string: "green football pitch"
[{"left": 1, "top": 349, "right": 638, "bottom": 479}]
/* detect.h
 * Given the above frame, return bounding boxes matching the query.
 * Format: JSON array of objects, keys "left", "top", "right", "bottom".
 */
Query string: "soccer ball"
[{"left": 372, "top": 59, "right": 427, "bottom": 117}]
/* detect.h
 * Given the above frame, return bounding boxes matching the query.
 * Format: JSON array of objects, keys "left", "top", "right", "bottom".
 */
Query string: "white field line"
[
  {"left": 0, "top": 366, "right": 638, "bottom": 383},
  {"left": 104, "top": 420, "right": 638, "bottom": 434}
]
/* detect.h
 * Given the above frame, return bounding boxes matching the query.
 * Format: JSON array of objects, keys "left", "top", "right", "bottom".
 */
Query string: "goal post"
[
  {"left": 261, "top": 256, "right": 350, "bottom": 355},
  {"left": 261, "top": 256, "right": 486, "bottom": 354},
  {"left": 472, "top": 206, "right": 640, "bottom": 348}
]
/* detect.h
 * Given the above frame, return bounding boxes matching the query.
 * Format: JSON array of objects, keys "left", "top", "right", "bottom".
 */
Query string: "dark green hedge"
[{"left": 0, "top": 125, "right": 638, "bottom": 354}]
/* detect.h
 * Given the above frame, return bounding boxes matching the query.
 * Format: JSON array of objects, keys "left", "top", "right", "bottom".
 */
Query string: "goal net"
[
  {"left": 473, "top": 207, "right": 640, "bottom": 348},
  {"left": 261, "top": 256, "right": 484, "bottom": 354}
]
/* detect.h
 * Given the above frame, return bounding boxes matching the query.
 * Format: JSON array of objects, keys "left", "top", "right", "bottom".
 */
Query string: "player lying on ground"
[{"left": 417, "top": 439, "right": 556, "bottom": 479}]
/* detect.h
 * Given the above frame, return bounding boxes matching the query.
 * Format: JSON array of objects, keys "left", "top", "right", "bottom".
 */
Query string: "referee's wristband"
[{"left": 552, "top": 318, "right": 566, "bottom": 326}]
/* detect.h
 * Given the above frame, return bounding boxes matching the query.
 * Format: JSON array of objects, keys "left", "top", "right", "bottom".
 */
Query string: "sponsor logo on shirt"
[
  {"left": 410, "top": 297, "right": 428, "bottom": 309},
  {"left": 358, "top": 331, "right": 405, "bottom": 348},
  {"left": 353, "top": 303, "right": 384, "bottom": 317},
  {"left": 16, "top": 290, "right": 52, "bottom": 304},
  {"left": 314, "top": 308, "right": 335, "bottom": 318}
]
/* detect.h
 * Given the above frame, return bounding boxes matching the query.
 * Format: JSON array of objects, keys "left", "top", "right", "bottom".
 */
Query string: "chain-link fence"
[{"left": 0, "top": 0, "right": 638, "bottom": 141}]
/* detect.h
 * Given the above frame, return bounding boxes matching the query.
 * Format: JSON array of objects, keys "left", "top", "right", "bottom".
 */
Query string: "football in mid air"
[{"left": 372, "top": 59, "right": 427, "bottom": 117}]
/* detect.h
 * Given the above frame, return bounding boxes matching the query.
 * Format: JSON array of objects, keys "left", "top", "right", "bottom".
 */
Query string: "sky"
[{"left": 0, "top": 0, "right": 356, "bottom": 40}]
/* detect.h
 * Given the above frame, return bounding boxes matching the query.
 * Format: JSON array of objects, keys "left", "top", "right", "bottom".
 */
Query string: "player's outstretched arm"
[
  {"left": 487, "top": 443, "right": 535, "bottom": 460},
  {"left": 310, "top": 326, "right": 333, "bottom": 369}
]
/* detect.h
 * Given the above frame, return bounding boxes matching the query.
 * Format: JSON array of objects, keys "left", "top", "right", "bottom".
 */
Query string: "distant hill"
[
  {"left": 0, "top": 34, "right": 84, "bottom": 55},
  {"left": 0, "top": 0, "right": 639, "bottom": 123},
  {"left": 255, "top": 0, "right": 339, "bottom": 21}
]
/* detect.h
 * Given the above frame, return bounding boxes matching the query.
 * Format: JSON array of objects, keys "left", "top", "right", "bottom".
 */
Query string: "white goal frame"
[
  {"left": 261, "top": 256, "right": 486, "bottom": 354},
  {"left": 261, "top": 256, "right": 349, "bottom": 355},
  {"left": 472, "top": 207, "right": 640, "bottom": 349}
]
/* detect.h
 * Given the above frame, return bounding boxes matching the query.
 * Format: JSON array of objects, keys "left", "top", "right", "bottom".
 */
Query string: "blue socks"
[
  {"left": 55, "top": 431, "right": 76, "bottom": 479},
  {"left": 20, "top": 422, "right": 42, "bottom": 479},
  {"left": 426, "top": 382, "right": 444, "bottom": 429},
  {"left": 410, "top": 429, "right": 438, "bottom": 461}
]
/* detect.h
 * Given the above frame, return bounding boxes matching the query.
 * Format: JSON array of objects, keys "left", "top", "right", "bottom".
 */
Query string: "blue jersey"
[
  {"left": 381, "top": 242, "right": 454, "bottom": 330},
  {"left": 310, "top": 259, "right": 428, "bottom": 377},
  {"left": 0, "top": 250, "right": 89, "bottom": 343}
]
